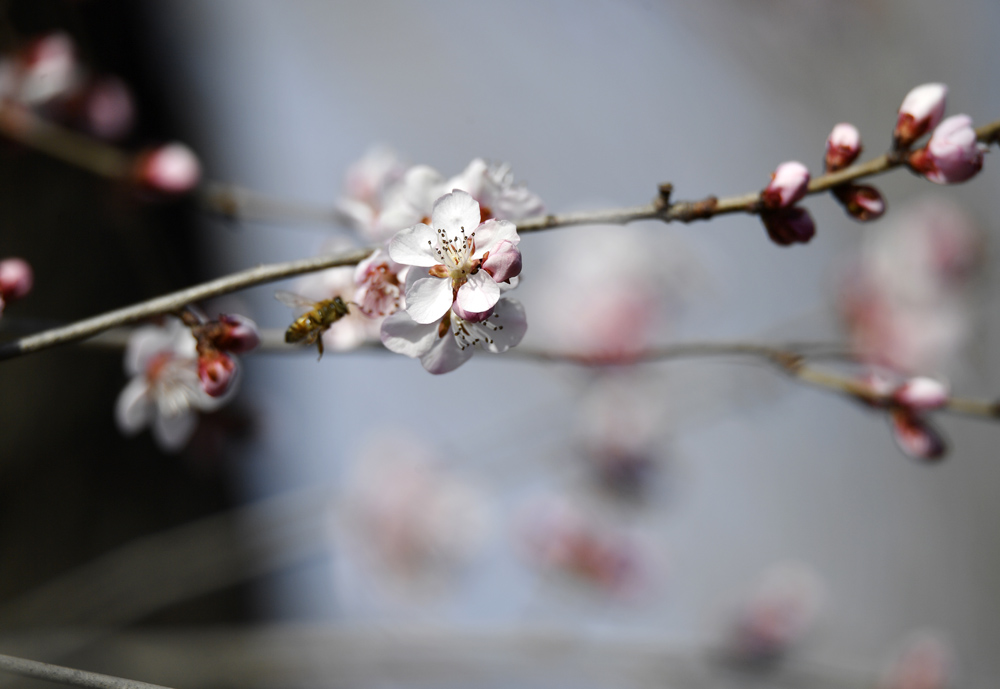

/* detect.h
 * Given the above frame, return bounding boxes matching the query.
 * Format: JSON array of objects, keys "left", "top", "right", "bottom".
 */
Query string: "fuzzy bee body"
[{"left": 275, "top": 291, "right": 350, "bottom": 359}]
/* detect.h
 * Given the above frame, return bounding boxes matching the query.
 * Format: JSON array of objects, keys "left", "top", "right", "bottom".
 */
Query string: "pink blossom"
[
  {"left": 880, "top": 632, "right": 954, "bottom": 689},
  {"left": 352, "top": 249, "right": 404, "bottom": 317},
  {"left": 761, "top": 161, "right": 810, "bottom": 210},
  {"left": 832, "top": 183, "right": 886, "bottom": 222},
  {"left": 83, "top": 76, "right": 134, "bottom": 140},
  {"left": 1, "top": 32, "right": 79, "bottom": 106},
  {"left": 197, "top": 351, "right": 237, "bottom": 398},
  {"left": 388, "top": 190, "right": 520, "bottom": 324},
  {"left": 0, "top": 257, "right": 34, "bottom": 305},
  {"left": 295, "top": 260, "right": 382, "bottom": 352},
  {"left": 908, "top": 114, "right": 986, "bottom": 184},
  {"left": 825, "top": 123, "right": 862, "bottom": 172},
  {"left": 134, "top": 143, "right": 202, "bottom": 194},
  {"left": 336, "top": 146, "right": 408, "bottom": 241},
  {"left": 761, "top": 206, "right": 816, "bottom": 246},
  {"left": 894, "top": 83, "right": 947, "bottom": 148},
  {"left": 381, "top": 295, "right": 527, "bottom": 374}
]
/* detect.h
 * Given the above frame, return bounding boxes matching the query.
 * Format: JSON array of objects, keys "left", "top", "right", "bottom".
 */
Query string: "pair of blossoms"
[
  {"left": 337, "top": 153, "right": 539, "bottom": 373},
  {"left": 759, "top": 82, "right": 987, "bottom": 247}
]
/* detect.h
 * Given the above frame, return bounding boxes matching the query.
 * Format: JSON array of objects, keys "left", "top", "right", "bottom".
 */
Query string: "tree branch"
[{"left": 0, "top": 653, "right": 174, "bottom": 689}]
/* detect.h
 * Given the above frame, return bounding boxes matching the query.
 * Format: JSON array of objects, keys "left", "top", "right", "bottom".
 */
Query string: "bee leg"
[{"left": 316, "top": 335, "right": 325, "bottom": 361}]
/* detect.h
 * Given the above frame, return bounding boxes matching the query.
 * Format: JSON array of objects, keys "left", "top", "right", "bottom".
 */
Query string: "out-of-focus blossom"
[
  {"left": 761, "top": 206, "right": 816, "bottom": 246},
  {"left": 381, "top": 295, "right": 527, "bottom": 374},
  {"left": 187, "top": 312, "right": 260, "bottom": 398},
  {"left": 336, "top": 146, "right": 408, "bottom": 241},
  {"left": 880, "top": 632, "right": 955, "bottom": 689},
  {"left": 134, "top": 143, "right": 201, "bottom": 195},
  {"left": 825, "top": 123, "right": 862, "bottom": 172},
  {"left": 82, "top": 76, "right": 134, "bottom": 140},
  {"left": 296, "top": 260, "right": 381, "bottom": 353},
  {"left": 0, "top": 257, "right": 34, "bottom": 314},
  {"left": 516, "top": 496, "right": 654, "bottom": 597},
  {"left": 0, "top": 32, "right": 79, "bottom": 106},
  {"left": 761, "top": 161, "right": 810, "bottom": 210},
  {"left": 894, "top": 83, "right": 947, "bottom": 149},
  {"left": 115, "top": 318, "right": 232, "bottom": 451},
  {"left": 838, "top": 199, "right": 980, "bottom": 374},
  {"left": 832, "top": 183, "right": 886, "bottom": 222},
  {"left": 209, "top": 313, "right": 261, "bottom": 353},
  {"left": 908, "top": 115, "right": 986, "bottom": 185},
  {"left": 341, "top": 438, "right": 491, "bottom": 586},
  {"left": 196, "top": 350, "right": 237, "bottom": 398},
  {"left": 353, "top": 249, "right": 406, "bottom": 318},
  {"left": 888, "top": 408, "right": 946, "bottom": 461},
  {"left": 388, "top": 190, "right": 520, "bottom": 323},
  {"left": 856, "top": 371, "right": 949, "bottom": 461},
  {"left": 725, "top": 562, "right": 826, "bottom": 665}
]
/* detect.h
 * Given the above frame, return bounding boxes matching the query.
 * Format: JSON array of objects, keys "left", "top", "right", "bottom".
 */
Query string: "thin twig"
[{"left": 0, "top": 653, "right": 174, "bottom": 689}]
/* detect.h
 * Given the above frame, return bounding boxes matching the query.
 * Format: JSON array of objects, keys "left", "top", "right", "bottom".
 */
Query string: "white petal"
[
  {"left": 472, "top": 218, "right": 519, "bottom": 256},
  {"left": 420, "top": 328, "right": 473, "bottom": 374},
  {"left": 456, "top": 271, "right": 500, "bottom": 314},
  {"left": 153, "top": 409, "right": 197, "bottom": 452},
  {"left": 430, "top": 190, "right": 481, "bottom": 234},
  {"left": 380, "top": 309, "right": 439, "bottom": 357},
  {"left": 115, "top": 377, "right": 152, "bottom": 435},
  {"left": 377, "top": 165, "right": 443, "bottom": 234},
  {"left": 405, "top": 276, "right": 454, "bottom": 324},
  {"left": 466, "top": 298, "right": 527, "bottom": 353},
  {"left": 444, "top": 158, "right": 487, "bottom": 199},
  {"left": 388, "top": 223, "right": 441, "bottom": 267}
]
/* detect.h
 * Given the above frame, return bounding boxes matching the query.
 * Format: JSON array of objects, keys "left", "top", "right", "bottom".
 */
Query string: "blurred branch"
[{"left": 0, "top": 653, "right": 173, "bottom": 689}]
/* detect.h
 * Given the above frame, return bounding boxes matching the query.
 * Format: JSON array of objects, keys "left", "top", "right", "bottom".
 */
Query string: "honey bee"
[{"left": 275, "top": 290, "right": 350, "bottom": 359}]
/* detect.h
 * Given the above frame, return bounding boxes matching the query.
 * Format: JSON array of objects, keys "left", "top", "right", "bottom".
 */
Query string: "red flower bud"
[
  {"left": 908, "top": 115, "right": 986, "bottom": 184},
  {"left": 0, "top": 257, "right": 34, "bottom": 302},
  {"left": 198, "top": 351, "right": 237, "bottom": 398},
  {"left": 894, "top": 83, "right": 947, "bottom": 149},
  {"left": 825, "top": 123, "right": 862, "bottom": 172},
  {"left": 762, "top": 162, "right": 810, "bottom": 210},
  {"left": 889, "top": 409, "right": 946, "bottom": 462},
  {"left": 134, "top": 143, "right": 201, "bottom": 195},
  {"left": 761, "top": 207, "right": 816, "bottom": 247},
  {"left": 214, "top": 313, "right": 261, "bottom": 353},
  {"left": 832, "top": 184, "right": 886, "bottom": 222}
]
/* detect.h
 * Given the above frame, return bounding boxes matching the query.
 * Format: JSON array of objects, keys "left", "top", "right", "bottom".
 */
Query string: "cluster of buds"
[
  {"left": 894, "top": 83, "right": 987, "bottom": 184},
  {"left": 0, "top": 257, "right": 34, "bottom": 316},
  {"left": 861, "top": 374, "right": 949, "bottom": 461},
  {"left": 825, "top": 123, "right": 886, "bottom": 221},
  {"left": 759, "top": 161, "right": 815, "bottom": 246},
  {"left": 185, "top": 311, "right": 261, "bottom": 397}
]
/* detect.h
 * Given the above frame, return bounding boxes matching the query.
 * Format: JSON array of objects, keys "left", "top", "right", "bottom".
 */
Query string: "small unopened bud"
[
  {"left": 452, "top": 302, "right": 494, "bottom": 323},
  {"left": 198, "top": 351, "right": 237, "bottom": 398},
  {"left": 825, "top": 123, "right": 862, "bottom": 172},
  {"left": 762, "top": 162, "right": 810, "bottom": 210},
  {"left": 832, "top": 184, "right": 886, "bottom": 222},
  {"left": 481, "top": 239, "right": 522, "bottom": 284},
  {"left": 894, "top": 83, "right": 947, "bottom": 149},
  {"left": 761, "top": 207, "right": 816, "bottom": 247},
  {"left": 134, "top": 143, "right": 201, "bottom": 194},
  {"left": 214, "top": 313, "right": 260, "bottom": 353},
  {"left": 85, "top": 76, "right": 134, "bottom": 140},
  {"left": 893, "top": 377, "right": 949, "bottom": 411},
  {"left": 889, "top": 410, "right": 946, "bottom": 462},
  {"left": 908, "top": 115, "right": 986, "bottom": 185},
  {"left": 0, "top": 257, "right": 34, "bottom": 302}
]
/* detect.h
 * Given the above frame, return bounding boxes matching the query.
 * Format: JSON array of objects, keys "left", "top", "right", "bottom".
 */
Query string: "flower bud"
[
  {"left": 832, "top": 184, "right": 886, "bottom": 222},
  {"left": 0, "top": 257, "right": 34, "bottom": 301},
  {"left": 908, "top": 115, "right": 986, "bottom": 184},
  {"left": 198, "top": 351, "right": 237, "bottom": 398},
  {"left": 761, "top": 161, "right": 810, "bottom": 210},
  {"left": 481, "top": 239, "right": 522, "bottom": 284},
  {"left": 214, "top": 313, "right": 261, "bottom": 353},
  {"left": 894, "top": 83, "right": 947, "bottom": 149},
  {"left": 452, "top": 301, "right": 494, "bottom": 323},
  {"left": 84, "top": 76, "right": 134, "bottom": 140},
  {"left": 893, "top": 377, "right": 949, "bottom": 411},
  {"left": 889, "top": 409, "right": 946, "bottom": 461},
  {"left": 134, "top": 143, "right": 201, "bottom": 194},
  {"left": 825, "top": 123, "right": 862, "bottom": 172},
  {"left": 761, "top": 207, "right": 816, "bottom": 246}
]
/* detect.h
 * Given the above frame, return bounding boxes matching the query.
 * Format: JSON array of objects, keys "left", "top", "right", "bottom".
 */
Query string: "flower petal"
[
  {"left": 456, "top": 271, "right": 500, "bottom": 315},
  {"left": 430, "top": 189, "right": 481, "bottom": 234},
  {"left": 466, "top": 297, "right": 527, "bottom": 353},
  {"left": 388, "top": 223, "right": 442, "bottom": 267},
  {"left": 420, "top": 327, "right": 474, "bottom": 374},
  {"left": 380, "top": 309, "right": 439, "bottom": 357},
  {"left": 153, "top": 408, "right": 197, "bottom": 452},
  {"left": 115, "top": 377, "right": 152, "bottom": 435},
  {"left": 405, "top": 276, "right": 455, "bottom": 324},
  {"left": 472, "top": 219, "right": 519, "bottom": 255}
]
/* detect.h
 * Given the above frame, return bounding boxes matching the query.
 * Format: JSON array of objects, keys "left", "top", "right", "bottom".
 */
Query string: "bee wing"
[{"left": 275, "top": 290, "right": 317, "bottom": 311}]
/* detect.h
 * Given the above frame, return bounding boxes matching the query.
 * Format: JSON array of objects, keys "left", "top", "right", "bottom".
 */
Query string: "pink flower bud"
[
  {"left": 85, "top": 76, "right": 134, "bottom": 140},
  {"left": 893, "top": 377, "right": 949, "bottom": 411},
  {"left": 214, "top": 313, "right": 260, "bottom": 353},
  {"left": 889, "top": 410, "right": 946, "bottom": 462},
  {"left": 198, "top": 351, "right": 237, "bottom": 398},
  {"left": 825, "top": 123, "right": 862, "bottom": 172},
  {"left": 0, "top": 257, "right": 34, "bottom": 301},
  {"left": 134, "top": 143, "right": 201, "bottom": 194},
  {"left": 761, "top": 207, "right": 816, "bottom": 246},
  {"left": 908, "top": 115, "right": 986, "bottom": 184},
  {"left": 452, "top": 302, "right": 494, "bottom": 323},
  {"left": 894, "top": 84, "right": 947, "bottom": 149},
  {"left": 762, "top": 161, "right": 810, "bottom": 209},
  {"left": 832, "top": 184, "right": 886, "bottom": 222},
  {"left": 481, "top": 239, "right": 522, "bottom": 284}
]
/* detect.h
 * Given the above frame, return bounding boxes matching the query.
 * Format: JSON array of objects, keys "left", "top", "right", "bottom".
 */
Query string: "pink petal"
[
  {"left": 481, "top": 239, "right": 522, "bottom": 283},
  {"left": 456, "top": 271, "right": 500, "bottom": 315},
  {"left": 472, "top": 218, "right": 519, "bottom": 256},
  {"left": 405, "top": 276, "right": 455, "bottom": 324},
  {"left": 380, "top": 309, "right": 439, "bottom": 357},
  {"left": 420, "top": 327, "right": 474, "bottom": 374},
  {"left": 388, "top": 223, "right": 442, "bottom": 267},
  {"left": 430, "top": 189, "right": 482, "bottom": 234}
]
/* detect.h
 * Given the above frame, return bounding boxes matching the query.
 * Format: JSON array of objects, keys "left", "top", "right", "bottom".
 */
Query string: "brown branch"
[{"left": 0, "top": 653, "right": 174, "bottom": 689}]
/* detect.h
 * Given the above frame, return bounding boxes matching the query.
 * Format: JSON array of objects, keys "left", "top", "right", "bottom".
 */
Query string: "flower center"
[{"left": 427, "top": 226, "right": 482, "bottom": 289}]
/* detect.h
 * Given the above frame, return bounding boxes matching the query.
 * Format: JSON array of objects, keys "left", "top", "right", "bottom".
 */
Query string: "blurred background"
[{"left": 1, "top": 0, "right": 999, "bottom": 687}]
